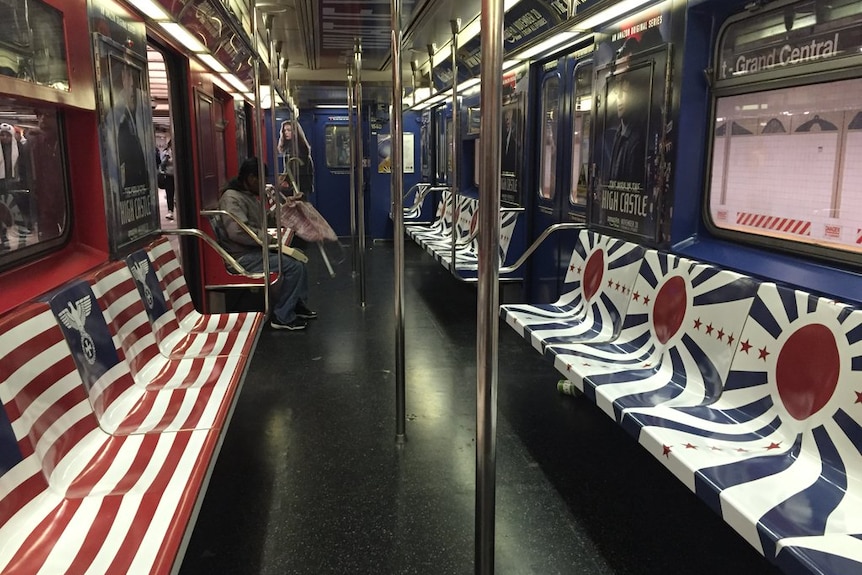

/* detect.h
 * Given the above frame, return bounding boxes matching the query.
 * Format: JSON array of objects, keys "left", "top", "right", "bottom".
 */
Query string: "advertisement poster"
[
  {"left": 500, "top": 64, "right": 528, "bottom": 205},
  {"left": 378, "top": 133, "right": 415, "bottom": 174},
  {"left": 96, "top": 38, "right": 159, "bottom": 257},
  {"left": 590, "top": 6, "right": 673, "bottom": 243}
]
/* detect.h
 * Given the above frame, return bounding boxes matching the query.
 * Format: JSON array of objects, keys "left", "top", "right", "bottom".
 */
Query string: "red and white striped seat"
[
  {"left": 144, "top": 237, "right": 260, "bottom": 334},
  {"left": 0, "top": 302, "right": 222, "bottom": 574},
  {"left": 117, "top": 253, "right": 256, "bottom": 359},
  {"left": 49, "top": 278, "right": 239, "bottom": 434}
]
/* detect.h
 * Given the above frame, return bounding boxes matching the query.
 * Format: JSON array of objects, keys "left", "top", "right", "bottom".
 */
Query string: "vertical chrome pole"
[
  {"left": 391, "top": 0, "right": 406, "bottom": 443},
  {"left": 251, "top": 2, "right": 271, "bottom": 316},
  {"left": 476, "top": 0, "right": 503, "bottom": 571},
  {"left": 449, "top": 18, "right": 461, "bottom": 273},
  {"left": 268, "top": 35, "right": 284, "bottom": 278},
  {"left": 347, "top": 67, "right": 357, "bottom": 275},
  {"left": 410, "top": 60, "right": 419, "bottom": 106},
  {"left": 354, "top": 39, "right": 367, "bottom": 307}
]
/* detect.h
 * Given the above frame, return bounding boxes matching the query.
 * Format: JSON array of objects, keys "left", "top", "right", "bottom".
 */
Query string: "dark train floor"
[{"left": 179, "top": 241, "right": 782, "bottom": 575}]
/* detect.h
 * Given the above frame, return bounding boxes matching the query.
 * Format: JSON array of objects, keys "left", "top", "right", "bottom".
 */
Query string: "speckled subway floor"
[{"left": 179, "top": 241, "right": 782, "bottom": 575}]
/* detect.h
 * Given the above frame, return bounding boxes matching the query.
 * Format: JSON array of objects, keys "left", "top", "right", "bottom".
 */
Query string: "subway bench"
[
  {"left": 406, "top": 190, "right": 524, "bottom": 280},
  {"left": 0, "top": 237, "right": 262, "bottom": 574},
  {"left": 501, "top": 229, "right": 862, "bottom": 575}
]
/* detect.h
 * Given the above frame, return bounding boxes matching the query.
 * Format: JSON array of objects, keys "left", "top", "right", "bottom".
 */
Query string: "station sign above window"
[{"left": 717, "top": 0, "right": 862, "bottom": 83}]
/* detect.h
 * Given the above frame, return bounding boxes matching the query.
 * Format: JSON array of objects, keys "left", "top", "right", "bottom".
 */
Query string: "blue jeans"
[{"left": 236, "top": 251, "right": 309, "bottom": 323}]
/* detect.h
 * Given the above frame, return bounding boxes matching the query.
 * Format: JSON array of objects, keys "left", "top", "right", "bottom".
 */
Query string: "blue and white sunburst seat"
[
  {"left": 435, "top": 208, "right": 524, "bottom": 281},
  {"left": 546, "top": 251, "right": 758, "bottom": 421},
  {"left": 621, "top": 283, "right": 862, "bottom": 572},
  {"left": 501, "top": 230, "right": 645, "bottom": 352},
  {"left": 775, "top": 534, "right": 862, "bottom": 575},
  {"left": 405, "top": 190, "right": 452, "bottom": 245},
  {"left": 420, "top": 195, "right": 477, "bottom": 253},
  {"left": 145, "top": 237, "right": 261, "bottom": 335}
]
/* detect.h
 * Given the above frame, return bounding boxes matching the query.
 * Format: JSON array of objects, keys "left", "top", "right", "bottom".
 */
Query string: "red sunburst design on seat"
[
  {"left": 776, "top": 324, "right": 840, "bottom": 420},
  {"left": 583, "top": 250, "right": 604, "bottom": 302},
  {"left": 653, "top": 276, "right": 687, "bottom": 344}
]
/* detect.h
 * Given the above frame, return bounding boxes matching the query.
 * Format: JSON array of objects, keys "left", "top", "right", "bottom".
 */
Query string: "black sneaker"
[
  {"left": 295, "top": 303, "right": 318, "bottom": 319},
  {"left": 271, "top": 317, "right": 307, "bottom": 331}
]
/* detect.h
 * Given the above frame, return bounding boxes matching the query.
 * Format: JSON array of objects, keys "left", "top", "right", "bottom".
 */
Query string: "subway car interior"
[{"left": 0, "top": 0, "right": 861, "bottom": 573}]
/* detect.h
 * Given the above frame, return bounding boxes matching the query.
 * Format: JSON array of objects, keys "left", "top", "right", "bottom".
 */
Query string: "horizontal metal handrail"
[
  {"left": 402, "top": 182, "right": 429, "bottom": 202},
  {"left": 158, "top": 227, "right": 267, "bottom": 279},
  {"left": 498, "top": 222, "right": 586, "bottom": 274}
]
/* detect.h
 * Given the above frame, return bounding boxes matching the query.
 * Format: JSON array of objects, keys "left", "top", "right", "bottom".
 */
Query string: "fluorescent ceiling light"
[
  {"left": 128, "top": 0, "right": 169, "bottom": 20},
  {"left": 460, "top": 18, "right": 481, "bottom": 44},
  {"left": 413, "top": 87, "right": 432, "bottom": 103},
  {"left": 575, "top": 0, "right": 655, "bottom": 31},
  {"left": 519, "top": 31, "right": 578, "bottom": 60},
  {"left": 503, "top": 59, "right": 522, "bottom": 71},
  {"left": 460, "top": 77, "right": 480, "bottom": 90},
  {"left": 211, "top": 74, "right": 234, "bottom": 94},
  {"left": 432, "top": 45, "right": 451, "bottom": 67},
  {"left": 198, "top": 53, "right": 227, "bottom": 74},
  {"left": 315, "top": 105, "right": 350, "bottom": 109},
  {"left": 160, "top": 22, "right": 208, "bottom": 53},
  {"left": 221, "top": 73, "right": 250, "bottom": 93}
]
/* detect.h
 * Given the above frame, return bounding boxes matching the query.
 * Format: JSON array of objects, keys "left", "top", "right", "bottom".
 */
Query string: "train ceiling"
[{"left": 259, "top": 0, "right": 485, "bottom": 107}]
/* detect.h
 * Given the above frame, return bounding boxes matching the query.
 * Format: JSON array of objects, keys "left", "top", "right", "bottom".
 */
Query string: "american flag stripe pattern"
[
  {"left": 501, "top": 231, "right": 645, "bottom": 352},
  {"left": 621, "top": 283, "right": 862, "bottom": 566},
  {"left": 0, "top": 302, "right": 238, "bottom": 573},
  {"left": 116, "top": 252, "right": 251, "bottom": 360},
  {"left": 146, "top": 237, "right": 259, "bottom": 334},
  {"left": 547, "top": 251, "right": 758, "bottom": 421},
  {"left": 88, "top": 262, "right": 243, "bottom": 426},
  {"left": 48, "top": 279, "right": 235, "bottom": 435}
]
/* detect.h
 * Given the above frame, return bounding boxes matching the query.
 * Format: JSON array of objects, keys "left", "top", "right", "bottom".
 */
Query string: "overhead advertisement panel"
[
  {"left": 503, "top": 0, "right": 569, "bottom": 54},
  {"left": 435, "top": 0, "right": 567, "bottom": 91},
  {"left": 431, "top": 54, "right": 474, "bottom": 93}
]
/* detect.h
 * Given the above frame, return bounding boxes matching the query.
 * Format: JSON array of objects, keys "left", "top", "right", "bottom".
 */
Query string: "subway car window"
[
  {"left": 539, "top": 75, "right": 559, "bottom": 200},
  {"left": 570, "top": 64, "right": 592, "bottom": 207},
  {"left": 708, "top": 0, "right": 862, "bottom": 260},
  {"left": 0, "top": 103, "right": 67, "bottom": 269},
  {"left": 0, "top": 0, "right": 68, "bottom": 91},
  {"left": 324, "top": 124, "right": 350, "bottom": 169}
]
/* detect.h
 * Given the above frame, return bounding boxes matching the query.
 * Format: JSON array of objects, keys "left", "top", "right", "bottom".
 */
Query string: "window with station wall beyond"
[
  {"left": 538, "top": 75, "right": 559, "bottom": 200},
  {"left": 0, "top": 101, "right": 68, "bottom": 271},
  {"left": 570, "top": 63, "right": 593, "bottom": 208},
  {"left": 707, "top": 0, "right": 862, "bottom": 262},
  {"left": 324, "top": 124, "right": 351, "bottom": 169}
]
